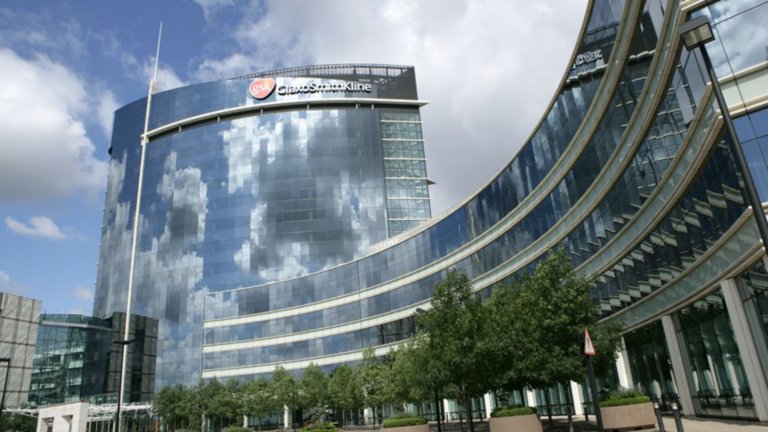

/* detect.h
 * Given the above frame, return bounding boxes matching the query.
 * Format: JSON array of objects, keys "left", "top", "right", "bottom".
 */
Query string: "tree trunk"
[
  {"left": 464, "top": 392, "right": 475, "bottom": 432},
  {"left": 565, "top": 381, "right": 574, "bottom": 432},
  {"left": 544, "top": 389, "right": 553, "bottom": 427}
]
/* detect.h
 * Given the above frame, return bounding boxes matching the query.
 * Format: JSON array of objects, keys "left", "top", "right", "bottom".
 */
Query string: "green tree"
[
  {"left": 271, "top": 366, "right": 300, "bottom": 429},
  {"left": 243, "top": 376, "right": 280, "bottom": 420},
  {"left": 387, "top": 339, "right": 434, "bottom": 409},
  {"left": 153, "top": 384, "right": 190, "bottom": 430},
  {"left": 328, "top": 364, "right": 363, "bottom": 426},
  {"left": 414, "top": 270, "right": 493, "bottom": 432},
  {"left": 489, "top": 248, "right": 621, "bottom": 427},
  {"left": 355, "top": 347, "right": 390, "bottom": 428},
  {"left": 300, "top": 363, "right": 330, "bottom": 422},
  {"left": 209, "top": 379, "right": 244, "bottom": 427}
]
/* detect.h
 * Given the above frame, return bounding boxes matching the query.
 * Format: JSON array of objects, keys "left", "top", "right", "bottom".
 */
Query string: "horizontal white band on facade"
[
  {"left": 202, "top": 343, "right": 404, "bottom": 378},
  {"left": 145, "top": 98, "right": 429, "bottom": 141},
  {"left": 381, "top": 138, "right": 425, "bottom": 141},
  {"left": 203, "top": 304, "right": 426, "bottom": 353}
]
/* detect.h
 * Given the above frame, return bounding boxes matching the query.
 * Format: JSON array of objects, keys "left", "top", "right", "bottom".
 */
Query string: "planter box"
[
  {"left": 489, "top": 414, "right": 542, "bottom": 432},
  {"left": 601, "top": 402, "right": 655, "bottom": 431},
  {"left": 383, "top": 424, "right": 429, "bottom": 432}
]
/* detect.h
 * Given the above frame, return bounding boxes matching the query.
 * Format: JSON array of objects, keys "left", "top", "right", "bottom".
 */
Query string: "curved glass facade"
[{"left": 96, "top": 0, "right": 768, "bottom": 420}]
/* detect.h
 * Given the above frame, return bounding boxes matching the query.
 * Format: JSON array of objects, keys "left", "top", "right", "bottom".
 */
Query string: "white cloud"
[
  {"left": 0, "top": 270, "right": 32, "bottom": 296},
  {"left": 74, "top": 285, "right": 94, "bottom": 302},
  {"left": 194, "top": 0, "right": 235, "bottom": 21},
  {"left": 96, "top": 90, "right": 119, "bottom": 138},
  {"left": 194, "top": 0, "right": 587, "bottom": 213},
  {"left": 0, "top": 48, "right": 109, "bottom": 200},
  {"left": 5, "top": 216, "right": 68, "bottom": 240}
]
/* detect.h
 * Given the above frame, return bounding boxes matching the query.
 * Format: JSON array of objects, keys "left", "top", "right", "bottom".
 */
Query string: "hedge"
[
  {"left": 600, "top": 395, "right": 651, "bottom": 407},
  {"left": 223, "top": 427, "right": 252, "bottom": 432},
  {"left": 301, "top": 422, "right": 339, "bottom": 432},
  {"left": 599, "top": 390, "right": 651, "bottom": 407},
  {"left": 490, "top": 406, "right": 537, "bottom": 418},
  {"left": 383, "top": 416, "right": 428, "bottom": 428}
]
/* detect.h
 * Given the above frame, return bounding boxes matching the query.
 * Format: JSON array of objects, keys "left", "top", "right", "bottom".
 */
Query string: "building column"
[
  {"left": 720, "top": 278, "right": 768, "bottom": 420},
  {"left": 443, "top": 399, "right": 452, "bottom": 421},
  {"left": 570, "top": 381, "right": 584, "bottom": 416},
  {"left": 616, "top": 337, "right": 633, "bottom": 389},
  {"left": 484, "top": 393, "right": 493, "bottom": 419},
  {"left": 526, "top": 389, "right": 536, "bottom": 408},
  {"left": 284, "top": 405, "right": 291, "bottom": 429},
  {"left": 661, "top": 314, "right": 695, "bottom": 415}
]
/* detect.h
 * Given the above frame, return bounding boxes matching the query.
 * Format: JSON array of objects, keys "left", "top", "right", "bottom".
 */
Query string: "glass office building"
[
  {"left": 96, "top": 0, "right": 768, "bottom": 421},
  {"left": 95, "top": 65, "right": 432, "bottom": 388},
  {"left": 28, "top": 313, "right": 158, "bottom": 408}
]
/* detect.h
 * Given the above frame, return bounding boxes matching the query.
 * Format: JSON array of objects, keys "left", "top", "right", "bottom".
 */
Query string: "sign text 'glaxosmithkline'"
[{"left": 277, "top": 81, "right": 373, "bottom": 96}]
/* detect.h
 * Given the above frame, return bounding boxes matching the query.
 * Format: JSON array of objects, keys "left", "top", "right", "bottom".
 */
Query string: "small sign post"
[{"left": 584, "top": 327, "right": 604, "bottom": 432}]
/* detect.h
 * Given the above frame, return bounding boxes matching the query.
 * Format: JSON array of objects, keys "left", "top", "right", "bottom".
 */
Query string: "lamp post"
[
  {"left": 0, "top": 357, "right": 10, "bottom": 426},
  {"left": 679, "top": 15, "right": 768, "bottom": 251},
  {"left": 114, "top": 339, "right": 136, "bottom": 432}
]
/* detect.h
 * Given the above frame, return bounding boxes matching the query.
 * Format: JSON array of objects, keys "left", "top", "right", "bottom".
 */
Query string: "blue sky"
[{"left": 0, "top": 0, "right": 586, "bottom": 315}]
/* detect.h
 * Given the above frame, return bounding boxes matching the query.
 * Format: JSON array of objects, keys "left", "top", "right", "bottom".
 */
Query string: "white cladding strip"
[
  {"left": 203, "top": 305, "right": 426, "bottom": 353},
  {"left": 145, "top": 98, "right": 428, "bottom": 139},
  {"left": 202, "top": 344, "right": 402, "bottom": 378}
]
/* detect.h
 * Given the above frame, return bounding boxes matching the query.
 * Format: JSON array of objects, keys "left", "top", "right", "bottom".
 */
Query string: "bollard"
[
  {"left": 671, "top": 402, "right": 684, "bottom": 432},
  {"left": 653, "top": 402, "right": 666, "bottom": 432}
]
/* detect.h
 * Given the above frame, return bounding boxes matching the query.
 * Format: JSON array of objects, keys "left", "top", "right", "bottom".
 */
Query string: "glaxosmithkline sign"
[{"left": 249, "top": 77, "right": 372, "bottom": 100}]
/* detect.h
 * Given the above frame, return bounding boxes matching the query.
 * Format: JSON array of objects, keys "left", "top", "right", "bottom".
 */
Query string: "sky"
[{"left": 0, "top": 0, "right": 587, "bottom": 315}]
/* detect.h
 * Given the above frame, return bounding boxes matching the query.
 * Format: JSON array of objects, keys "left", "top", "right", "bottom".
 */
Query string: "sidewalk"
[
  {"left": 418, "top": 416, "right": 768, "bottom": 432},
  {"left": 657, "top": 415, "right": 768, "bottom": 432},
  {"left": 533, "top": 415, "right": 768, "bottom": 431}
]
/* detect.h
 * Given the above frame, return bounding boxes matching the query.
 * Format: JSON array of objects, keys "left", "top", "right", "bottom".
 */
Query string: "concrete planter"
[
  {"left": 382, "top": 424, "right": 429, "bottom": 432},
  {"left": 600, "top": 402, "right": 656, "bottom": 431},
  {"left": 489, "top": 414, "right": 542, "bottom": 432}
]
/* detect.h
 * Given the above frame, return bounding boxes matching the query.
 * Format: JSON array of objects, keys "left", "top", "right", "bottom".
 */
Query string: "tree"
[
  {"left": 328, "top": 364, "right": 363, "bottom": 426},
  {"left": 414, "top": 270, "right": 493, "bottom": 432},
  {"left": 489, "top": 248, "right": 621, "bottom": 428},
  {"left": 300, "top": 363, "right": 330, "bottom": 423},
  {"left": 355, "top": 347, "right": 390, "bottom": 428},
  {"left": 153, "top": 384, "right": 190, "bottom": 430},
  {"left": 243, "top": 376, "right": 280, "bottom": 420},
  {"left": 209, "top": 379, "right": 244, "bottom": 427},
  {"left": 272, "top": 366, "right": 300, "bottom": 429},
  {"left": 387, "top": 338, "right": 434, "bottom": 409}
]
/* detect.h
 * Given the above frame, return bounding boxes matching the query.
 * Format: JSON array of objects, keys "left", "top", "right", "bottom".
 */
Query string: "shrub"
[
  {"left": 490, "top": 406, "right": 537, "bottom": 418},
  {"left": 223, "top": 427, "right": 252, "bottom": 432},
  {"left": 383, "top": 416, "right": 428, "bottom": 428},
  {"left": 302, "top": 422, "right": 339, "bottom": 432},
  {"left": 600, "top": 389, "right": 651, "bottom": 407}
]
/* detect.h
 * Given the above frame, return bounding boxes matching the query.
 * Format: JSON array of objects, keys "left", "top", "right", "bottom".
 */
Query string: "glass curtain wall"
[
  {"left": 624, "top": 320, "right": 678, "bottom": 411},
  {"left": 737, "top": 261, "right": 768, "bottom": 391},
  {"left": 676, "top": 290, "right": 755, "bottom": 419}
]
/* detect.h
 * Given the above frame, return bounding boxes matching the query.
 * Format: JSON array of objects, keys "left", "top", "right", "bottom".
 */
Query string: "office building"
[
  {"left": 28, "top": 313, "right": 157, "bottom": 407},
  {"left": 95, "top": 65, "right": 432, "bottom": 388},
  {"left": 0, "top": 292, "right": 41, "bottom": 408},
  {"left": 96, "top": 0, "right": 768, "bottom": 421}
]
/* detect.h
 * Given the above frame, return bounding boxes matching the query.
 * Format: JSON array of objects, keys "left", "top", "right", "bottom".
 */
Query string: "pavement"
[{"left": 413, "top": 415, "right": 768, "bottom": 432}]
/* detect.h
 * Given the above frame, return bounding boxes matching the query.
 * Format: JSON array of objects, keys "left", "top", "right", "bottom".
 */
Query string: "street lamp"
[
  {"left": 114, "top": 339, "right": 136, "bottom": 432},
  {"left": 0, "top": 357, "right": 10, "bottom": 429},
  {"left": 679, "top": 15, "right": 768, "bottom": 251}
]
